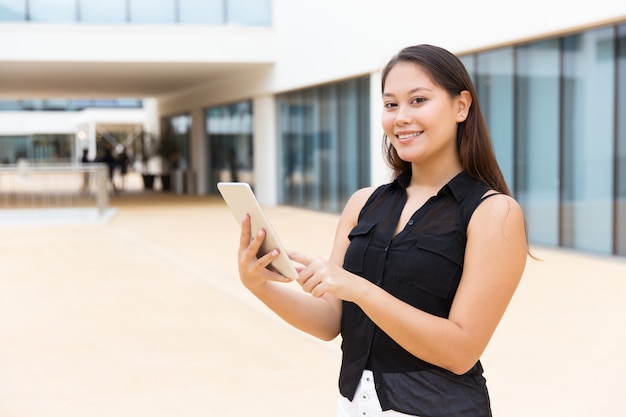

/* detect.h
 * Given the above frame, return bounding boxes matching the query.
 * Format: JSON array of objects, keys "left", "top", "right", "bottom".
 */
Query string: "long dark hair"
[{"left": 381, "top": 44, "right": 511, "bottom": 196}]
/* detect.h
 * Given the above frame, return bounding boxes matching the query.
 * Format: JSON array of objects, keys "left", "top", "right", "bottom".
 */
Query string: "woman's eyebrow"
[{"left": 383, "top": 86, "right": 432, "bottom": 97}]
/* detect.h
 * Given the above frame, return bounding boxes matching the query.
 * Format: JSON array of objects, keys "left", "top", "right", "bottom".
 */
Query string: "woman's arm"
[
  {"left": 237, "top": 186, "right": 374, "bottom": 341},
  {"left": 295, "top": 193, "right": 527, "bottom": 374},
  {"left": 354, "top": 194, "right": 527, "bottom": 374}
]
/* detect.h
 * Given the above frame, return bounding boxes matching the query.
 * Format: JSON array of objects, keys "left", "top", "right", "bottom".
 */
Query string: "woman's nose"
[{"left": 394, "top": 105, "right": 411, "bottom": 125}]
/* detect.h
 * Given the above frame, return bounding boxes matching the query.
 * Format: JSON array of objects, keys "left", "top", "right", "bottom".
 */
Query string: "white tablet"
[{"left": 217, "top": 182, "right": 298, "bottom": 280}]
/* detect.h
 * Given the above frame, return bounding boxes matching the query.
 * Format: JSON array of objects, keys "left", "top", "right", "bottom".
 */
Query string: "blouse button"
[{"left": 408, "top": 219, "right": 414, "bottom": 226}]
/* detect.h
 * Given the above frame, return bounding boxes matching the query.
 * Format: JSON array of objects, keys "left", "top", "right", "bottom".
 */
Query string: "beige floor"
[{"left": 1, "top": 191, "right": 625, "bottom": 417}]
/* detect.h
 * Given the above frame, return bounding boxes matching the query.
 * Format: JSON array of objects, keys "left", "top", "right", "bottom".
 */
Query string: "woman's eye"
[
  {"left": 384, "top": 102, "right": 397, "bottom": 109},
  {"left": 412, "top": 97, "right": 426, "bottom": 104}
]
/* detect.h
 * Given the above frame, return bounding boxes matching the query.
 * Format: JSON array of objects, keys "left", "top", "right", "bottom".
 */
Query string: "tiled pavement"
[{"left": 1, "top": 191, "right": 625, "bottom": 416}]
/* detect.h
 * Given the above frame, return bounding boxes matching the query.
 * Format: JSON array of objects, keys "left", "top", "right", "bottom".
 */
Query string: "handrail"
[{"left": 0, "top": 163, "right": 109, "bottom": 214}]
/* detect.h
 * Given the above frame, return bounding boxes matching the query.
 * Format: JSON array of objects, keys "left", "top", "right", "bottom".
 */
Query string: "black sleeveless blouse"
[{"left": 339, "top": 170, "right": 494, "bottom": 417}]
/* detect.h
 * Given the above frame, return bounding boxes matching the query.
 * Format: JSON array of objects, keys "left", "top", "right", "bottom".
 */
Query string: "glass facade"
[
  {"left": 0, "top": 135, "right": 29, "bottom": 163},
  {"left": 80, "top": 0, "right": 126, "bottom": 23},
  {"left": 618, "top": 25, "right": 626, "bottom": 256},
  {"left": 0, "top": 0, "right": 272, "bottom": 25},
  {"left": 462, "top": 22, "right": 626, "bottom": 256},
  {"left": 30, "top": 0, "right": 75, "bottom": 22},
  {"left": 161, "top": 113, "right": 191, "bottom": 171},
  {"left": 515, "top": 40, "right": 561, "bottom": 247},
  {"left": 561, "top": 29, "right": 615, "bottom": 253},
  {"left": 277, "top": 76, "right": 370, "bottom": 213},
  {"left": 206, "top": 101, "right": 253, "bottom": 193},
  {"left": 476, "top": 48, "right": 515, "bottom": 187},
  {"left": 0, "top": 98, "right": 142, "bottom": 111},
  {"left": 179, "top": 0, "right": 224, "bottom": 25},
  {"left": 0, "top": 134, "right": 73, "bottom": 163}
]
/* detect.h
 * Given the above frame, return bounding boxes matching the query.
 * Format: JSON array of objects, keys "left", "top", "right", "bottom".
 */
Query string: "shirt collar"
[{"left": 396, "top": 170, "right": 476, "bottom": 203}]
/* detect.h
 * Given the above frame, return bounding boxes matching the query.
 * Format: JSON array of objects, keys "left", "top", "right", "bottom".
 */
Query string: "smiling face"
[{"left": 382, "top": 61, "right": 469, "bottom": 171}]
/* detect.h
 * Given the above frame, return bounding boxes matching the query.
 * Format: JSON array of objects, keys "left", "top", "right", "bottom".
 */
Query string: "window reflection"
[
  {"left": 227, "top": 0, "right": 271, "bottom": 25},
  {"left": 0, "top": 0, "right": 26, "bottom": 20},
  {"left": 161, "top": 114, "right": 191, "bottom": 171},
  {"left": 561, "top": 29, "right": 615, "bottom": 253},
  {"left": 130, "top": 0, "right": 175, "bottom": 23},
  {"left": 30, "top": 0, "right": 75, "bottom": 22},
  {"left": 206, "top": 101, "right": 254, "bottom": 192},
  {"left": 476, "top": 48, "right": 514, "bottom": 189},
  {"left": 277, "top": 77, "right": 370, "bottom": 212},
  {"left": 80, "top": 0, "right": 126, "bottom": 23},
  {"left": 179, "top": 0, "right": 224, "bottom": 24},
  {"left": 515, "top": 40, "right": 561, "bottom": 247},
  {"left": 618, "top": 24, "right": 626, "bottom": 256},
  {"left": 0, "top": 0, "right": 272, "bottom": 24}
]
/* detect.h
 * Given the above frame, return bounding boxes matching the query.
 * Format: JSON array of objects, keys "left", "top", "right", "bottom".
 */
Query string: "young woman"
[{"left": 237, "top": 44, "right": 528, "bottom": 417}]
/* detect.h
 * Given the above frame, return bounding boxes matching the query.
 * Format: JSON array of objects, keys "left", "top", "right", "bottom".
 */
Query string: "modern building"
[{"left": 1, "top": 0, "right": 625, "bottom": 256}]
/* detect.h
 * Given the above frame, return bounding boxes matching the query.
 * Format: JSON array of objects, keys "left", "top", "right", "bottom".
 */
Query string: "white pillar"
[
  {"left": 369, "top": 70, "right": 390, "bottom": 186},
  {"left": 252, "top": 95, "right": 278, "bottom": 206},
  {"left": 143, "top": 98, "right": 160, "bottom": 138}
]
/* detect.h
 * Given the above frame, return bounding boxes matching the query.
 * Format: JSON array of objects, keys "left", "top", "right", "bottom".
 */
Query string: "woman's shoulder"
[
  {"left": 345, "top": 186, "right": 377, "bottom": 213},
  {"left": 472, "top": 191, "right": 524, "bottom": 230}
]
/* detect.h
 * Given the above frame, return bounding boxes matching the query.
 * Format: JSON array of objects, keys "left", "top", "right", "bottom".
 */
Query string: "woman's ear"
[{"left": 456, "top": 90, "right": 472, "bottom": 122}]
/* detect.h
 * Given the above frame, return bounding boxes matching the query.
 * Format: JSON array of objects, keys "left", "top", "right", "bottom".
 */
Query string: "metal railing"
[{"left": 0, "top": 163, "right": 109, "bottom": 213}]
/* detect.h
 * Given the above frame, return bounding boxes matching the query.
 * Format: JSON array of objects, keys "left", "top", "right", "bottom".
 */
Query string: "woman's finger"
[
  {"left": 288, "top": 249, "right": 315, "bottom": 267},
  {"left": 238, "top": 214, "right": 252, "bottom": 251}
]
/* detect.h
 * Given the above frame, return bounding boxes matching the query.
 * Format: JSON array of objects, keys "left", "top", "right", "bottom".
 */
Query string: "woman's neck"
[{"left": 409, "top": 159, "right": 462, "bottom": 191}]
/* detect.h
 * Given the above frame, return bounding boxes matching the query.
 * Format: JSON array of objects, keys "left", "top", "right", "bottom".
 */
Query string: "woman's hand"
[
  {"left": 238, "top": 214, "right": 292, "bottom": 293},
  {"left": 289, "top": 250, "right": 367, "bottom": 303}
]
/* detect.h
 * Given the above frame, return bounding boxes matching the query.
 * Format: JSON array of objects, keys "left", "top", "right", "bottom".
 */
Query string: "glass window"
[
  {"left": 80, "top": 0, "right": 127, "bottom": 23},
  {"left": 130, "top": 0, "right": 175, "bottom": 24},
  {"left": 617, "top": 24, "right": 626, "bottom": 256},
  {"left": 0, "top": 100, "right": 21, "bottom": 110},
  {"left": 179, "top": 0, "right": 224, "bottom": 24},
  {"left": 30, "top": 0, "right": 76, "bottom": 22},
  {"left": 561, "top": 29, "right": 615, "bottom": 253},
  {"left": 44, "top": 99, "right": 69, "bottom": 111},
  {"left": 278, "top": 92, "right": 308, "bottom": 206},
  {"left": 116, "top": 98, "right": 143, "bottom": 108},
  {"left": 277, "top": 77, "right": 370, "bottom": 212},
  {"left": 32, "top": 134, "right": 73, "bottom": 161},
  {"left": 227, "top": 0, "right": 271, "bottom": 25},
  {"left": 206, "top": 101, "right": 254, "bottom": 192},
  {"left": 0, "top": 135, "right": 29, "bottom": 163},
  {"left": 459, "top": 55, "right": 476, "bottom": 84},
  {"left": 21, "top": 99, "right": 44, "bottom": 110},
  {"left": 515, "top": 40, "right": 561, "bottom": 246},
  {"left": 0, "top": 0, "right": 26, "bottom": 21},
  {"left": 69, "top": 99, "right": 93, "bottom": 110},
  {"left": 162, "top": 114, "right": 192, "bottom": 171},
  {"left": 476, "top": 48, "right": 515, "bottom": 190}
]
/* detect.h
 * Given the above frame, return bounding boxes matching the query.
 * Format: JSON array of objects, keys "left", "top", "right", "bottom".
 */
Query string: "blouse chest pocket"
[
  {"left": 399, "top": 233, "right": 464, "bottom": 299},
  {"left": 343, "top": 221, "right": 377, "bottom": 274}
]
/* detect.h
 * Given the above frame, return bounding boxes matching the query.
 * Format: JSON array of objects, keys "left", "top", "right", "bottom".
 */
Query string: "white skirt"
[{"left": 336, "top": 370, "right": 417, "bottom": 417}]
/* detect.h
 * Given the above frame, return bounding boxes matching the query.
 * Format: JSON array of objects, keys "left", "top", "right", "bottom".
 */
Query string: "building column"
[
  {"left": 252, "top": 95, "right": 278, "bottom": 206},
  {"left": 369, "top": 70, "right": 390, "bottom": 186},
  {"left": 187, "top": 107, "right": 205, "bottom": 195}
]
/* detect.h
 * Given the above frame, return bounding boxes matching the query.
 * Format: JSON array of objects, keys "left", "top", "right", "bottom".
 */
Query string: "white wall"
[
  {"left": 0, "top": 108, "right": 145, "bottom": 135},
  {"left": 0, "top": 24, "right": 277, "bottom": 63},
  {"left": 0, "top": 111, "right": 79, "bottom": 135},
  {"left": 3, "top": 0, "right": 625, "bottom": 197},
  {"left": 159, "top": 0, "right": 626, "bottom": 115},
  {"left": 155, "top": 0, "right": 625, "bottom": 197},
  {"left": 270, "top": 0, "right": 626, "bottom": 94}
]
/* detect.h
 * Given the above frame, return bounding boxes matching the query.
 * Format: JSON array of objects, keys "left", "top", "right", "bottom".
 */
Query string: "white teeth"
[{"left": 397, "top": 132, "right": 421, "bottom": 139}]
